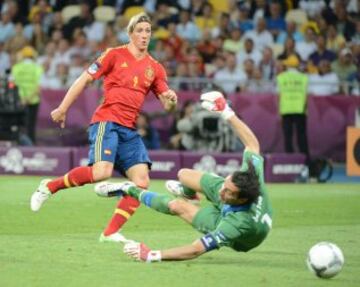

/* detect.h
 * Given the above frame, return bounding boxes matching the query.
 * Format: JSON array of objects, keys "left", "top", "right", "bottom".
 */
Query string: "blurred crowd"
[
  {"left": 0, "top": 0, "right": 359, "bottom": 94},
  {"left": 0, "top": 0, "right": 360, "bottom": 150}
]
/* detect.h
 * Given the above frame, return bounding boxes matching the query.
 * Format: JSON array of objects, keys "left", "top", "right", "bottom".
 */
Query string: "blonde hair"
[{"left": 127, "top": 13, "right": 151, "bottom": 34}]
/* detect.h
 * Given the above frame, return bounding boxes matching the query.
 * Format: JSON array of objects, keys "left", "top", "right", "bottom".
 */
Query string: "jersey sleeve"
[
  {"left": 87, "top": 48, "right": 116, "bottom": 80},
  {"left": 151, "top": 62, "right": 169, "bottom": 96},
  {"left": 241, "top": 150, "right": 265, "bottom": 184},
  {"left": 200, "top": 217, "right": 249, "bottom": 251}
]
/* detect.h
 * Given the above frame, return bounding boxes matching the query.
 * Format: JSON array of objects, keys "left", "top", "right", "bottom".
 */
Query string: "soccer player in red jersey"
[{"left": 30, "top": 13, "right": 177, "bottom": 243}]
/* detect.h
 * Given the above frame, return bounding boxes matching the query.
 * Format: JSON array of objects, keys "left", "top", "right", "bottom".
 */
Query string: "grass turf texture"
[{"left": 0, "top": 176, "right": 359, "bottom": 287}]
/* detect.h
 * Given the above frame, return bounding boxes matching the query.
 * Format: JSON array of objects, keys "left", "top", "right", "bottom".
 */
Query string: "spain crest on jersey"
[{"left": 145, "top": 66, "right": 155, "bottom": 81}]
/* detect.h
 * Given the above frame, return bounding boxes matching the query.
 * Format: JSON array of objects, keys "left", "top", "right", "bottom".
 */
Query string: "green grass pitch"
[{"left": 0, "top": 175, "right": 359, "bottom": 287}]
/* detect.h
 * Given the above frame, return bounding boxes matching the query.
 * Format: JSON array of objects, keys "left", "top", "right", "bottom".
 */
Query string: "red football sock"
[
  {"left": 47, "top": 166, "right": 94, "bottom": 194},
  {"left": 103, "top": 195, "right": 140, "bottom": 236}
]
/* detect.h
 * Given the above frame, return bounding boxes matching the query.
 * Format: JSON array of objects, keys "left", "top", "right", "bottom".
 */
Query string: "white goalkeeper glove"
[
  {"left": 124, "top": 241, "right": 161, "bottom": 263},
  {"left": 200, "top": 91, "right": 235, "bottom": 120}
]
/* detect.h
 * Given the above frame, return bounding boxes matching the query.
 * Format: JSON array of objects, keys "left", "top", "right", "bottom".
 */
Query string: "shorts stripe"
[{"left": 95, "top": 122, "right": 106, "bottom": 162}]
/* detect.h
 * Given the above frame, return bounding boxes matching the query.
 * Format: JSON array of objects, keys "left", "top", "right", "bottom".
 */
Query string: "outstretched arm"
[
  {"left": 124, "top": 239, "right": 207, "bottom": 262},
  {"left": 227, "top": 115, "right": 260, "bottom": 155},
  {"left": 51, "top": 71, "right": 94, "bottom": 128},
  {"left": 201, "top": 91, "right": 260, "bottom": 155}
]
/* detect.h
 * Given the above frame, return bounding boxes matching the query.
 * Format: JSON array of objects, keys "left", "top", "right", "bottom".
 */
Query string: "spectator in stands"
[
  {"left": 196, "top": 29, "right": 218, "bottom": 63},
  {"left": 29, "top": 0, "right": 53, "bottom": 35},
  {"left": 244, "top": 67, "right": 273, "bottom": 93},
  {"left": 41, "top": 62, "right": 68, "bottom": 89},
  {"left": 194, "top": 2, "right": 217, "bottom": 32},
  {"left": 244, "top": 17, "right": 273, "bottom": 52},
  {"left": 173, "top": 61, "right": 190, "bottom": 90},
  {"left": 214, "top": 51, "right": 247, "bottom": 94},
  {"left": 136, "top": 113, "right": 161, "bottom": 150},
  {"left": 68, "top": 29, "right": 91, "bottom": 59},
  {"left": 276, "top": 57, "right": 310, "bottom": 161},
  {"left": 250, "top": 0, "right": 270, "bottom": 24},
  {"left": 308, "top": 34, "right": 337, "bottom": 73},
  {"left": 0, "top": 10, "right": 15, "bottom": 43},
  {"left": 100, "top": 23, "right": 119, "bottom": 49},
  {"left": 37, "top": 41, "right": 57, "bottom": 77},
  {"left": 162, "top": 44, "right": 178, "bottom": 77},
  {"left": 236, "top": 37, "right": 262, "bottom": 67},
  {"left": 176, "top": 9, "right": 202, "bottom": 42},
  {"left": 52, "top": 38, "right": 71, "bottom": 68},
  {"left": 211, "top": 12, "right": 231, "bottom": 39},
  {"left": 266, "top": 1, "right": 286, "bottom": 40},
  {"left": 295, "top": 26, "right": 317, "bottom": 61},
  {"left": 116, "top": 16, "right": 130, "bottom": 44},
  {"left": 331, "top": 47, "right": 357, "bottom": 93},
  {"left": 277, "top": 21, "right": 304, "bottom": 45},
  {"left": 205, "top": 52, "right": 225, "bottom": 77},
  {"left": 326, "top": 24, "right": 346, "bottom": 53},
  {"left": 11, "top": 46, "right": 43, "bottom": 144},
  {"left": 308, "top": 59, "right": 340, "bottom": 96},
  {"left": 153, "top": 3, "right": 177, "bottom": 28},
  {"left": 4, "top": 22, "right": 27, "bottom": 53},
  {"left": 348, "top": 66, "right": 360, "bottom": 96},
  {"left": 47, "top": 11, "right": 64, "bottom": 38},
  {"left": 66, "top": 53, "right": 84, "bottom": 87},
  {"left": 223, "top": 28, "right": 243, "bottom": 53},
  {"left": 151, "top": 39, "right": 166, "bottom": 62},
  {"left": 50, "top": 28, "right": 64, "bottom": 46},
  {"left": 277, "top": 37, "right": 301, "bottom": 68},
  {"left": 0, "top": 40, "right": 10, "bottom": 76},
  {"left": 2, "top": 0, "right": 26, "bottom": 24},
  {"left": 259, "top": 46, "right": 276, "bottom": 81},
  {"left": 299, "top": 0, "right": 326, "bottom": 18},
  {"left": 24, "top": 9, "right": 48, "bottom": 54},
  {"left": 163, "top": 22, "right": 183, "bottom": 59},
  {"left": 190, "top": 0, "right": 207, "bottom": 17},
  {"left": 235, "top": 4, "right": 254, "bottom": 33},
  {"left": 332, "top": 3, "right": 356, "bottom": 41},
  {"left": 350, "top": 18, "right": 360, "bottom": 45},
  {"left": 243, "top": 58, "right": 255, "bottom": 81},
  {"left": 63, "top": 1, "right": 93, "bottom": 40}
]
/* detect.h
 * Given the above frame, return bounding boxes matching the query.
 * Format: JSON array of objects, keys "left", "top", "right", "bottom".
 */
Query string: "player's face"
[
  {"left": 219, "top": 175, "right": 241, "bottom": 205},
  {"left": 130, "top": 22, "right": 151, "bottom": 51}
]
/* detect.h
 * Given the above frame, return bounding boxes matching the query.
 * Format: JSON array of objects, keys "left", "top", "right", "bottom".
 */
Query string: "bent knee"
[
  {"left": 168, "top": 199, "right": 187, "bottom": 215},
  {"left": 177, "top": 168, "right": 191, "bottom": 181},
  {"left": 131, "top": 176, "right": 150, "bottom": 189},
  {"left": 92, "top": 164, "right": 113, "bottom": 181}
]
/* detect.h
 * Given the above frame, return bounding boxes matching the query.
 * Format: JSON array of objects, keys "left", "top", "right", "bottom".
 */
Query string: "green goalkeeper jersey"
[{"left": 193, "top": 150, "right": 272, "bottom": 252}]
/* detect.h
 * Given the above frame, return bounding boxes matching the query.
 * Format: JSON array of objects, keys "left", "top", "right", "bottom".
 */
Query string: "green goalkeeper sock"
[
  {"left": 127, "top": 187, "right": 173, "bottom": 215},
  {"left": 183, "top": 186, "right": 196, "bottom": 198}
]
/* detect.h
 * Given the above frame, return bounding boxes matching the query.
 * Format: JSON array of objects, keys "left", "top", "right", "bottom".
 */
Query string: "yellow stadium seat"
[
  {"left": 61, "top": 5, "right": 81, "bottom": 24},
  {"left": 285, "top": 9, "right": 308, "bottom": 26},
  {"left": 208, "top": 0, "right": 229, "bottom": 13},
  {"left": 123, "top": 6, "right": 145, "bottom": 20},
  {"left": 94, "top": 5, "right": 116, "bottom": 22}
]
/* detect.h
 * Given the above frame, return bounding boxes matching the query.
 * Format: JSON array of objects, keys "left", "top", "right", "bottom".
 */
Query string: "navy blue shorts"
[{"left": 88, "top": 122, "right": 151, "bottom": 175}]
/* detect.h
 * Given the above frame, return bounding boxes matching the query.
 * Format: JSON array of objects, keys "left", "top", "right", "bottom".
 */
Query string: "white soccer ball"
[{"left": 306, "top": 242, "right": 344, "bottom": 279}]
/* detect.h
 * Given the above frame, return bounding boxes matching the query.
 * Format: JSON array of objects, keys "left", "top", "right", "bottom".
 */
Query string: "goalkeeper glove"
[
  {"left": 200, "top": 91, "right": 235, "bottom": 120},
  {"left": 124, "top": 242, "right": 161, "bottom": 263}
]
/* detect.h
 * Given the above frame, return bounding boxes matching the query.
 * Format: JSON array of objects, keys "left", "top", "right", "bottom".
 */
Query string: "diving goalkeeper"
[{"left": 95, "top": 91, "right": 273, "bottom": 262}]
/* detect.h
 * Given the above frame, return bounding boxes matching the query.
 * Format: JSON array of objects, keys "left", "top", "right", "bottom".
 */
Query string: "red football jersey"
[{"left": 87, "top": 45, "right": 169, "bottom": 128}]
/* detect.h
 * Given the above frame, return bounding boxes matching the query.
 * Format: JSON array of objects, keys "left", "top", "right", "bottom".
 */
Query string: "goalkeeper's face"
[{"left": 219, "top": 176, "right": 242, "bottom": 205}]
